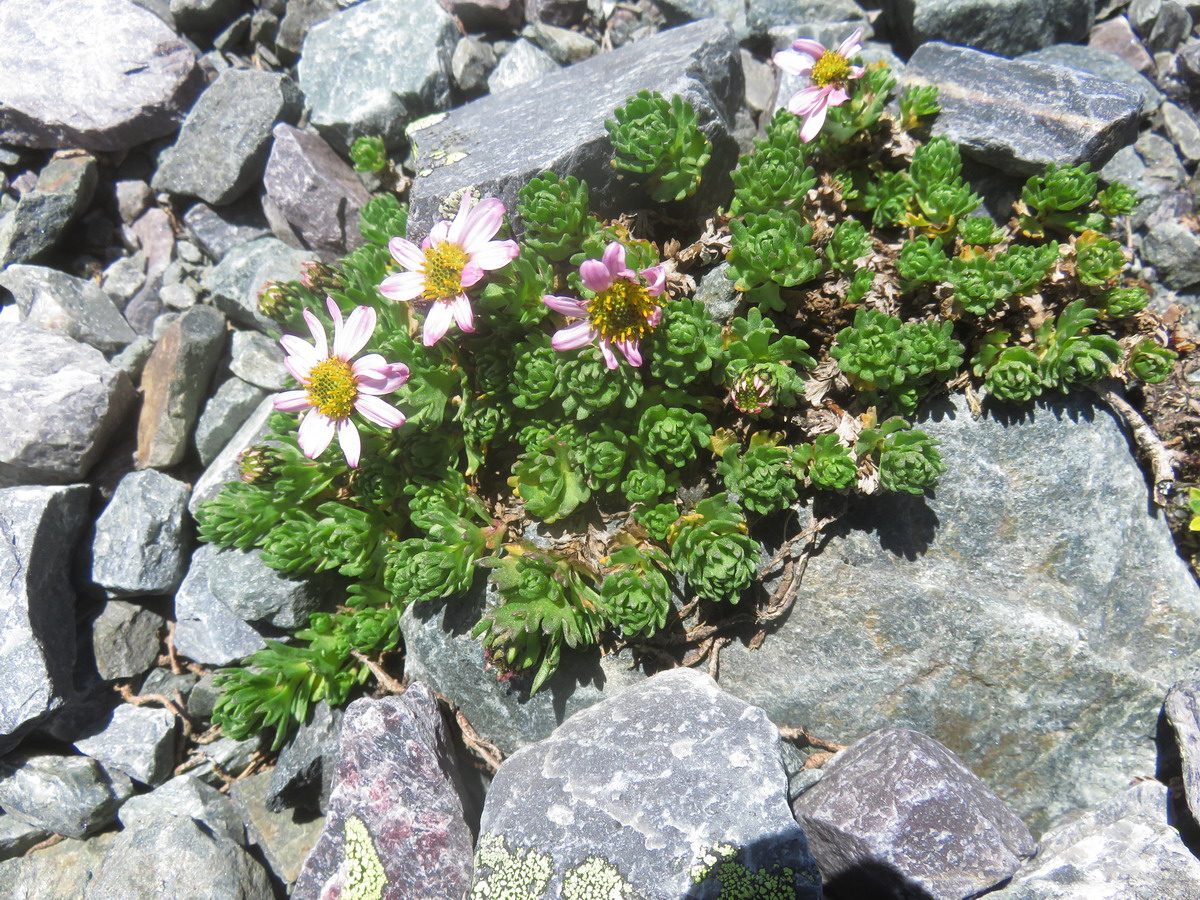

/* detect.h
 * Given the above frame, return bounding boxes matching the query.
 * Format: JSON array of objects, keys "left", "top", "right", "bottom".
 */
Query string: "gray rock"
[
  {"left": 189, "top": 734, "right": 264, "bottom": 786},
  {"left": 230, "top": 771, "right": 324, "bottom": 887},
  {"left": 101, "top": 253, "right": 148, "bottom": 309},
  {"left": 119, "top": 773, "right": 245, "bottom": 844},
  {"left": 130, "top": 206, "right": 176, "bottom": 281},
  {"left": 523, "top": 20, "right": 598, "bottom": 63},
  {"left": 85, "top": 815, "right": 275, "bottom": 900},
  {"left": 201, "top": 235, "right": 312, "bottom": 332},
  {"left": 298, "top": 0, "right": 458, "bottom": 153},
  {"left": 186, "top": 672, "right": 220, "bottom": 719},
  {"left": 1140, "top": 216, "right": 1200, "bottom": 289},
  {"left": 262, "top": 124, "right": 371, "bottom": 260},
  {"left": 1020, "top": 43, "right": 1163, "bottom": 116},
  {"left": 900, "top": 42, "right": 1141, "bottom": 176},
  {"left": 170, "top": 0, "right": 243, "bottom": 32},
  {"left": 182, "top": 199, "right": 272, "bottom": 261},
  {"left": 173, "top": 544, "right": 267, "bottom": 666},
  {"left": 0, "top": 153, "right": 98, "bottom": 264},
  {"left": 0, "top": 752, "right": 133, "bottom": 839},
  {"left": 488, "top": 38, "right": 560, "bottom": 93},
  {"left": 136, "top": 304, "right": 227, "bottom": 469},
  {"left": 292, "top": 685, "right": 474, "bottom": 900},
  {"left": 408, "top": 18, "right": 743, "bottom": 238},
  {"left": 452, "top": 37, "right": 499, "bottom": 93},
  {"left": 277, "top": 0, "right": 340, "bottom": 63},
  {"left": 74, "top": 703, "right": 176, "bottom": 786},
  {"left": 1166, "top": 673, "right": 1200, "bottom": 825},
  {"left": 1161, "top": 101, "right": 1200, "bottom": 162},
  {"left": 524, "top": 0, "right": 590, "bottom": 27},
  {"left": 987, "top": 781, "right": 1200, "bottom": 898},
  {"left": 1099, "top": 132, "right": 1189, "bottom": 227},
  {"left": 90, "top": 469, "right": 191, "bottom": 597},
  {"left": 194, "top": 376, "right": 270, "bottom": 466},
  {"left": 267, "top": 701, "right": 343, "bottom": 814},
  {"left": 1089, "top": 14, "right": 1156, "bottom": 74},
  {"left": 401, "top": 586, "right": 647, "bottom": 757},
  {"left": 658, "top": 0, "right": 749, "bottom": 38},
  {"left": 91, "top": 600, "right": 165, "bottom": 681},
  {"left": 792, "top": 728, "right": 1035, "bottom": 900},
  {"left": 0, "top": 811, "right": 48, "bottom": 861},
  {"left": 443, "top": 0, "right": 525, "bottom": 31},
  {"left": 189, "top": 393, "right": 276, "bottom": 516},
  {"left": 0, "top": 484, "right": 88, "bottom": 752},
  {"left": 110, "top": 335, "right": 155, "bottom": 381},
  {"left": 474, "top": 669, "right": 821, "bottom": 900},
  {"left": 694, "top": 260, "right": 740, "bottom": 321},
  {"left": 114, "top": 179, "right": 152, "bottom": 225},
  {"left": 140, "top": 666, "right": 199, "bottom": 701},
  {"left": 747, "top": 0, "right": 867, "bottom": 35},
  {"left": 207, "top": 544, "right": 330, "bottom": 630},
  {"left": 1132, "top": 0, "right": 1192, "bottom": 51},
  {"left": 0, "top": 264, "right": 136, "bottom": 356},
  {"left": 229, "top": 329, "right": 288, "bottom": 390},
  {"left": 154, "top": 70, "right": 303, "bottom": 206},
  {"left": 718, "top": 393, "right": 1200, "bottom": 834},
  {"left": 0, "top": 831, "right": 114, "bottom": 900},
  {"left": 884, "top": 0, "right": 1092, "bottom": 56},
  {"left": 0, "top": 0, "right": 203, "bottom": 150},
  {"left": 160, "top": 282, "right": 197, "bottom": 310}
]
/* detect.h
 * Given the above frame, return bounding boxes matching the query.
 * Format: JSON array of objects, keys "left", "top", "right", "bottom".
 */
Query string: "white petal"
[
  {"left": 280, "top": 334, "right": 320, "bottom": 369},
  {"left": 773, "top": 48, "right": 816, "bottom": 76},
  {"left": 580, "top": 259, "right": 613, "bottom": 293},
  {"left": 274, "top": 390, "right": 311, "bottom": 413},
  {"left": 451, "top": 294, "right": 475, "bottom": 332},
  {"left": 799, "top": 100, "right": 830, "bottom": 142},
  {"left": 388, "top": 237, "right": 425, "bottom": 270},
  {"left": 379, "top": 271, "right": 426, "bottom": 302},
  {"left": 297, "top": 410, "right": 336, "bottom": 459},
  {"left": 458, "top": 197, "right": 506, "bottom": 253},
  {"left": 445, "top": 190, "right": 475, "bottom": 245},
  {"left": 335, "top": 305, "right": 376, "bottom": 359},
  {"left": 355, "top": 394, "right": 406, "bottom": 429},
  {"left": 422, "top": 300, "right": 454, "bottom": 345},
  {"left": 337, "top": 419, "right": 361, "bottom": 468},
  {"left": 302, "top": 308, "right": 328, "bottom": 358},
  {"left": 469, "top": 239, "right": 520, "bottom": 271},
  {"left": 837, "top": 28, "right": 864, "bottom": 58},
  {"left": 551, "top": 321, "right": 596, "bottom": 351}
]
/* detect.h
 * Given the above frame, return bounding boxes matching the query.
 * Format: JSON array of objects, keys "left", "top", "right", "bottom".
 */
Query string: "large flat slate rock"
[
  {"left": 474, "top": 668, "right": 821, "bottom": 900},
  {"left": 718, "top": 393, "right": 1200, "bottom": 835},
  {"left": 0, "top": 0, "right": 204, "bottom": 150},
  {"left": 901, "top": 42, "right": 1141, "bottom": 176},
  {"left": 406, "top": 17, "right": 743, "bottom": 237}
]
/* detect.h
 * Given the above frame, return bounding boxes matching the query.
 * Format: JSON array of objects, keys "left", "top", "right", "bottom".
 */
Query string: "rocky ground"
[{"left": 2, "top": 0, "right": 1200, "bottom": 897}]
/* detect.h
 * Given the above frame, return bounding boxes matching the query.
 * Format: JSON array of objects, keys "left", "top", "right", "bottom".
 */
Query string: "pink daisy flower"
[
  {"left": 542, "top": 241, "right": 666, "bottom": 369},
  {"left": 274, "top": 296, "right": 409, "bottom": 468},
  {"left": 773, "top": 28, "right": 865, "bottom": 142},
  {"left": 379, "top": 191, "right": 519, "bottom": 346}
]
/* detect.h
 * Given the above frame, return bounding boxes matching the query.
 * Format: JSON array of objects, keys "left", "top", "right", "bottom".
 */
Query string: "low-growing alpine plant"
[{"left": 197, "top": 32, "right": 1184, "bottom": 748}]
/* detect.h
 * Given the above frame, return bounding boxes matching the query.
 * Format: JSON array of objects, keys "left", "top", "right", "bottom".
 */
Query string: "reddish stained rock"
[{"left": 291, "top": 683, "right": 473, "bottom": 900}]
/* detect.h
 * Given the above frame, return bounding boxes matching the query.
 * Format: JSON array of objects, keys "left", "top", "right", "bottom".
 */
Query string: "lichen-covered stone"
[
  {"left": 0, "top": 0, "right": 204, "bottom": 150},
  {"left": 0, "top": 323, "right": 134, "bottom": 486},
  {"left": 792, "top": 728, "right": 1035, "bottom": 900},
  {"left": 900, "top": 42, "right": 1141, "bottom": 175},
  {"left": 473, "top": 668, "right": 821, "bottom": 900},
  {"left": 0, "top": 484, "right": 88, "bottom": 754},
  {"left": 291, "top": 684, "right": 474, "bottom": 900}
]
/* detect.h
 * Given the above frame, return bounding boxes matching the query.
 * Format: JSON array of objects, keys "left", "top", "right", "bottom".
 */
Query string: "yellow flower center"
[
  {"left": 590, "top": 280, "right": 659, "bottom": 344},
  {"left": 306, "top": 356, "right": 357, "bottom": 420},
  {"left": 421, "top": 241, "right": 470, "bottom": 301},
  {"left": 811, "top": 51, "right": 851, "bottom": 88}
]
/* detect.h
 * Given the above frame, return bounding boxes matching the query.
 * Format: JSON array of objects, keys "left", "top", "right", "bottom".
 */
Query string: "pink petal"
[
  {"left": 423, "top": 300, "right": 454, "bottom": 346},
  {"left": 580, "top": 259, "right": 613, "bottom": 293},
  {"left": 551, "top": 321, "right": 597, "bottom": 351},
  {"left": 451, "top": 294, "right": 475, "bottom": 332},
  {"left": 301, "top": 309, "right": 328, "bottom": 359},
  {"left": 788, "top": 85, "right": 828, "bottom": 117},
  {"left": 790, "top": 37, "right": 827, "bottom": 59},
  {"left": 616, "top": 339, "right": 642, "bottom": 367},
  {"left": 280, "top": 334, "right": 320, "bottom": 369},
  {"left": 388, "top": 237, "right": 425, "bottom": 271},
  {"left": 601, "top": 241, "right": 626, "bottom": 276},
  {"left": 458, "top": 197, "right": 506, "bottom": 253},
  {"left": 641, "top": 265, "right": 666, "bottom": 296},
  {"left": 379, "top": 271, "right": 426, "bottom": 302},
  {"left": 849, "top": 65, "right": 865, "bottom": 79},
  {"left": 428, "top": 220, "right": 450, "bottom": 246},
  {"left": 826, "top": 87, "right": 850, "bottom": 107},
  {"left": 469, "top": 239, "right": 519, "bottom": 271},
  {"left": 274, "top": 390, "right": 311, "bottom": 413},
  {"left": 772, "top": 48, "right": 816, "bottom": 77},
  {"left": 598, "top": 339, "right": 619, "bottom": 369},
  {"left": 543, "top": 294, "right": 589, "bottom": 317},
  {"left": 460, "top": 261, "right": 484, "bottom": 288},
  {"left": 800, "top": 101, "right": 830, "bottom": 143},
  {"left": 355, "top": 394, "right": 406, "bottom": 429},
  {"left": 647, "top": 306, "right": 663, "bottom": 327},
  {"left": 297, "top": 410, "right": 336, "bottom": 459},
  {"left": 837, "top": 28, "right": 864, "bottom": 58},
  {"left": 284, "top": 354, "right": 313, "bottom": 385},
  {"left": 337, "top": 419, "right": 361, "bottom": 468},
  {"left": 324, "top": 296, "right": 344, "bottom": 336},
  {"left": 445, "top": 191, "right": 476, "bottom": 245},
  {"left": 335, "top": 305, "right": 376, "bottom": 358},
  {"left": 356, "top": 360, "right": 410, "bottom": 395}
]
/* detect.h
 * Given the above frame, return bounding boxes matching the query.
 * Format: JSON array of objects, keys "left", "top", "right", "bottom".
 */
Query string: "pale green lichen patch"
[
  {"left": 471, "top": 833, "right": 554, "bottom": 900},
  {"left": 690, "top": 843, "right": 802, "bottom": 900},
  {"left": 562, "top": 855, "right": 634, "bottom": 900},
  {"left": 342, "top": 815, "right": 387, "bottom": 900}
]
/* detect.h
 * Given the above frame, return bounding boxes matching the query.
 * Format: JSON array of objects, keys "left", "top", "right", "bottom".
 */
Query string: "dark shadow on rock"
[
  {"left": 1156, "top": 703, "right": 1200, "bottom": 859},
  {"left": 836, "top": 493, "right": 940, "bottom": 561},
  {"left": 822, "top": 858, "right": 941, "bottom": 900},
  {"left": 678, "top": 827, "right": 825, "bottom": 900}
]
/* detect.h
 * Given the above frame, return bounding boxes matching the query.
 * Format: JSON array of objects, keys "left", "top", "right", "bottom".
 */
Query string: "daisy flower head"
[
  {"left": 274, "top": 296, "right": 410, "bottom": 468},
  {"left": 543, "top": 241, "right": 666, "bottom": 369},
  {"left": 380, "top": 190, "right": 520, "bottom": 346},
  {"left": 773, "top": 28, "right": 865, "bottom": 142}
]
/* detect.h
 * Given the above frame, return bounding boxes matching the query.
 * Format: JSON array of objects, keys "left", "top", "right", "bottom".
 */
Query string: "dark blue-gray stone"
[
  {"left": 0, "top": 153, "right": 98, "bottom": 264},
  {"left": 0, "top": 752, "right": 133, "bottom": 839},
  {"left": 474, "top": 668, "right": 821, "bottom": 900},
  {"left": 90, "top": 600, "right": 165, "bottom": 681},
  {"left": 173, "top": 544, "right": 267, "bottom": 667},
  {"left": 883, "top": 0, "right": 1092, "bottom": 56},
  {"left": 118, "top": 773, "right": 246, "bottom": 845},
  {"left": 194, "top": 376, "right": 270, "bottom": 467},
  {"left": 266, "top": 700, "right": 343, "bottom": 814},
  {"left": 406, "top": 18, "right": 743, "bottom": 239},
  {"left": 201, "top": 235, "right": 312, "bottom": 333},
  {"left": 73, "top": 703, "right": 176, "bottom": 787},
  {"left": 89, "top": 469, "right": 191, "bottom": 597},
  {"left": 1020, "top": 42, "right": 1164, "bottom": 116},
  {"left": 901, "top": 42, "right": 1141, "bottom": 176},
  {"left": 206, "top": 545, "right": 333, "bottom": 630}
]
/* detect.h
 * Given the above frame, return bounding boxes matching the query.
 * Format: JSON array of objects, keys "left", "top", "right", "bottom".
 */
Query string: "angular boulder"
[
  {"left": 0, "top": 264, "right": 136, "bottom": 356},
  {"left": 883, "top": 0, "right": 1092, "bottom": 56},
  {"left": 291, "top": 684, "right": 474, "bottom": 900},
  {"left": 474, "top": 668, "right": 822, "bottom": 900},
  {"left": 0, "top": 0, "right": 204, "bottom": 150},
  {"left": 719, "top": 393, "right": 1200, "bottom": 834}
]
